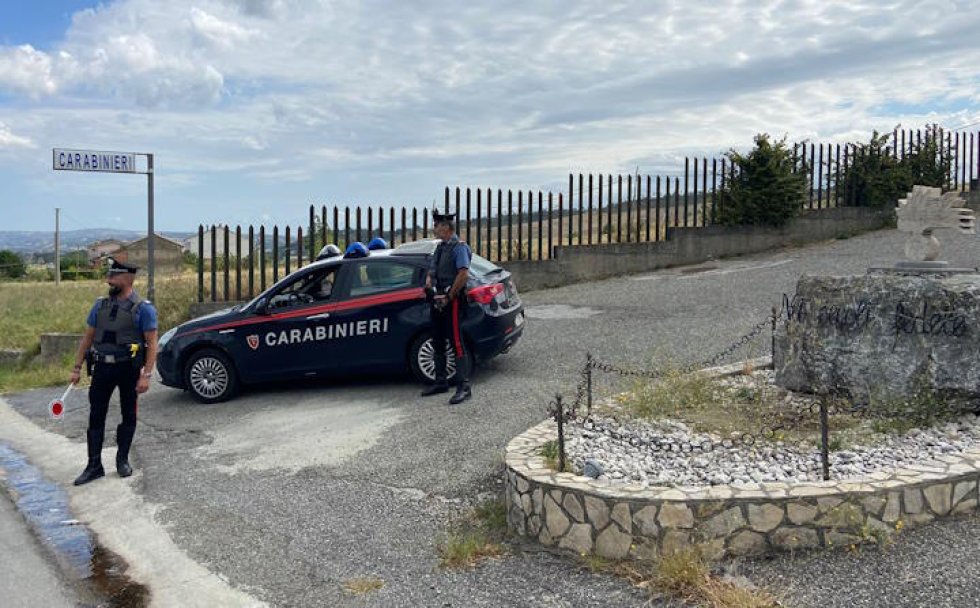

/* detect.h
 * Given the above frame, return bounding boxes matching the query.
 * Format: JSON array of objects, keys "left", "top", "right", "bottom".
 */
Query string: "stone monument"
[
  {"left": 894, "top": 185, "right": 975, "bottom": 269},
  {"left": 775, "top": 185, "right": 980, "bottom": 403}
]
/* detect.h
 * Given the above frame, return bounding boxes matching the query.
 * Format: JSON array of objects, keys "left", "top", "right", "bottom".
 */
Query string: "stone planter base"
[{"left": 505, "top": 420, "right": 980, "bottom": 560}]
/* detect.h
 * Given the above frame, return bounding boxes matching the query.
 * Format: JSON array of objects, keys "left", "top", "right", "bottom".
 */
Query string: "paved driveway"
[{"left": 5, "top": 226, "right": 980, "bottom": 607}]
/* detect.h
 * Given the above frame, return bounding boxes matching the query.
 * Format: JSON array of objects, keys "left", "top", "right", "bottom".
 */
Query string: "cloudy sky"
[{"left": 1, "top": 0, "right": 978, "bottom": 233}]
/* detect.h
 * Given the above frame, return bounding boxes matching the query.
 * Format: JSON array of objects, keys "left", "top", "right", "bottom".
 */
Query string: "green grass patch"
[
  {"left": 436, "top": 498, "right": 508, "bottom": 569},
  {"left": 0, "top": 274, "right": 204, "bottom": 393},
  {"left": 581, "top": 548, "right": 780, "bottom": 607},
  {"left": 616, "top": 366, "right": 886, "bottom": 449}
]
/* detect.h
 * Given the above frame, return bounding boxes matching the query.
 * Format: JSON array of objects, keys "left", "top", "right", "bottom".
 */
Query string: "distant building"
[
  {"left": 87, "top": 239, "right": 125, "bottom": 264},
  {"left": 183, "top": 226, "right": 254, "bottom": 260},
  {"left": 119, "top": 234, "right": 184, "bottom": 275}
]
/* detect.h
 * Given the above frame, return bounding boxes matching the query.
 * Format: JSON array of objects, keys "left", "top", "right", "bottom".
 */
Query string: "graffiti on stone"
[
  {"left": 891, "top": 301, "right": 968, "bottom": 338},
  {"left": 781, "top": 293, "right": 968, "bottom": 339},
  {"left": 781, "top": 294, "right": 874, "bottom": 334}
]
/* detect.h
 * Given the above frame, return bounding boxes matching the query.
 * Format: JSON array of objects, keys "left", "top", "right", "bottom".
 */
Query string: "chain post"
[
  {"left": 586, "top": 352, "right": 593, "bottom": 416},
  {"left": 555, "top": 394, "right": 566, "bottom": 473},
  {"left": 771, "top": 305, "right": 778, "bottom": 360},
  {"left": 820, "top": 397, "right": 831, "bottom": 481}
]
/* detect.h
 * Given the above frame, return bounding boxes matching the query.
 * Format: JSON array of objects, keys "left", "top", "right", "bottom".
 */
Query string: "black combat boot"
[
  {"left": 73, "top": 429, "right": 105, "bottom": 486},
  {"left": 115, "top": 423, "right": 136, "bottom": 478},
  {"left": 449, "top": 384, "right": 472, "bottom": 405}
]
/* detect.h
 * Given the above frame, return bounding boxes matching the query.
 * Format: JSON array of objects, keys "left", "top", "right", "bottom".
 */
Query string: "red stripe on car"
[{"left": 180, "top": 288, "right": 425, "bottom": 336}]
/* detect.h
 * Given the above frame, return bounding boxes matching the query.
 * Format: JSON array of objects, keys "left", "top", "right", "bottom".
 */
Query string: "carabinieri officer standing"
[
  {"left": 421, "top": 209, "right": 473, "bottom": 404},
  {"left": 70, "top": 258, "right": 158, "bottom": 485}
]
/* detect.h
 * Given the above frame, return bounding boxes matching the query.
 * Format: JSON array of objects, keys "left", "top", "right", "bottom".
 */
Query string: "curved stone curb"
[{"left": 505, "top": 419, "right": 980, "bottom": 560}]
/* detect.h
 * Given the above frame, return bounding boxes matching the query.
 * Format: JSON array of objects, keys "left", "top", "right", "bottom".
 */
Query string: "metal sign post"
[{"left": 52, "top": 148, "right": 156, "bottom": 300}]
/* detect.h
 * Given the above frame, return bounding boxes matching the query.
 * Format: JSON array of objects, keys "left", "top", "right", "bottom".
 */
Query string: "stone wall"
[
  {"left": 505, "top": 420, "right": 980, "bottom": 559},
  {"left": 39, "top": 333, "right": 82, "bottom": 362},
  {"left": 505, "top": 206, "right": 893, "bottom": 292},
  {"left": 0, "top": 349, "right": 23, "bottom": 366}
]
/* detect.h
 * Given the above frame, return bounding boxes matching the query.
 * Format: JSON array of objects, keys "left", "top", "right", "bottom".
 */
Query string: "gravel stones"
[{"left": 564, "top": 372, "right": 980, "bottom": 489}]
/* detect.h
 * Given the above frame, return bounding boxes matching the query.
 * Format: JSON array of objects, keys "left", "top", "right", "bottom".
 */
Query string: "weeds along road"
[{"left": 4, "top": 226, "right": 980, "bottom": 607}]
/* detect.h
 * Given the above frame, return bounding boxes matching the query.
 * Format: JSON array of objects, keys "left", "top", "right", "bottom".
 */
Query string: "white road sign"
[{"left": 52, "top": 148, "right": 137, "bottom": 173}]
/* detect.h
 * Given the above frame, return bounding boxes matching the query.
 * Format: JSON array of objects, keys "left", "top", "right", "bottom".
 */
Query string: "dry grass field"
[{"left": 0, "top": 272, "right": 203, "bottom": 392}]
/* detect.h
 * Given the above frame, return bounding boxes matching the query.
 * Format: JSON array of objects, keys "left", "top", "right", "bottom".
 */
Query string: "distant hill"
[{"left": 0, "top": 229, "right": 194, "bottom": 255}]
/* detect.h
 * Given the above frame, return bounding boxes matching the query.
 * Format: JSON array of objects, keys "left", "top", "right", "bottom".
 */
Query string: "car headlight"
[{"left": 158, "top": 327, "right": 178, "bottom": 348}]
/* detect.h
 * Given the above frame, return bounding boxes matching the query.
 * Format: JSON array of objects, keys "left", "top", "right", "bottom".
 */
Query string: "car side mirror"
[{"left": 254, "top": 298, "right": 269, "bottom": 315}]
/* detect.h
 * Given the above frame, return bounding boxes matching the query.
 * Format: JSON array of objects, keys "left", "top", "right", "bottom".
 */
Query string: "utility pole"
[{"left": 54, "top": 207, "right": 60, "bottom": 286}]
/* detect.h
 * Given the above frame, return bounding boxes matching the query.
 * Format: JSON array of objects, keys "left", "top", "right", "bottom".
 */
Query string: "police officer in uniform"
[
  {"left": 70, "top": 258, "right": 158, "bottom": 485},
  {"left": 421, "top": 210, "right": 473, "bottom": 405}
]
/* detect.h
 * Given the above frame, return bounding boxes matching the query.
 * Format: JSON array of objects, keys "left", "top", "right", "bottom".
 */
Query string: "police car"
[{"left": 156, "top": 239, "right": 524, "bottom": 403}]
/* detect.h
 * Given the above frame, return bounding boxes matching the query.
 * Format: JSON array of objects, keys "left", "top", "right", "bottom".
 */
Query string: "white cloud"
[
  {"left": 0, "top": 0, "right": 978, "bottom": 230},
  {"left": 0, "top": 45, "right": 58, "bottom": 97},
  {"left": 0, "top": 122, "right": 35, "bottom": 149}
]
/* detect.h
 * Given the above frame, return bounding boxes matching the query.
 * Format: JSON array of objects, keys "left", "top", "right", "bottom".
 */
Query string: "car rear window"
[{"left": 468, "top": 254, "right": 500, "bottom": 277}]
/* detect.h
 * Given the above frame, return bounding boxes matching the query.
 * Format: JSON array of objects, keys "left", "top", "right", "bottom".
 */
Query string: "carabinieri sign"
[
  {"left": 52, "top": 148, "right": 137, "bottom": 173},
  {"left": 51, "top": 147, "right": 156, "bottom": 300}
]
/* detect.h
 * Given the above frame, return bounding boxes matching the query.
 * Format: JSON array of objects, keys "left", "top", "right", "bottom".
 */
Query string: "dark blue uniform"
[
  {"left": 75, "top": 287, "right": 157, "bottom": 485},
  {"left": 428, "top": 234, "right": 472, "bottom": 396}
]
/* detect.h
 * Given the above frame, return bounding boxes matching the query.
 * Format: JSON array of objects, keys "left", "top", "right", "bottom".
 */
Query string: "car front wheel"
[
  {"left": 184, "top": 348, "right": 239, "bottom": 403},
  {"left": 409, "top": 334, "right": 473, "bottom": 384}
]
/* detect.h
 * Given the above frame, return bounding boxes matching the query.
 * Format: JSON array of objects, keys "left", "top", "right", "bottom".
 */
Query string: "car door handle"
[{"left": 306, "top": 312, "right": 331, "bottom": 320}]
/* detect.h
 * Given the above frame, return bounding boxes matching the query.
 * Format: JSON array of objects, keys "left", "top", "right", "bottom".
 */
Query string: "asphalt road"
[{"left": 5, "top": 226, "right": 980, "bottom": 607}]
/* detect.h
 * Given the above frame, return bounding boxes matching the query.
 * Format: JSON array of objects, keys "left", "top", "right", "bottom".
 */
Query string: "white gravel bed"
[{"left": 564, "top": 373, "right": 980, "bottom": 487}]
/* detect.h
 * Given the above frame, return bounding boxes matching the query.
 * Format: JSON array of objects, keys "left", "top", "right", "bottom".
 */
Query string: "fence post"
[
  {"left": 223, "top": 225, "right": 230, "bottom": 301},
  {"left": 771, "top": 305, "right": 778, "bottom": 359},
  {"left": 598, "top": 174, "right": 604, "bottom": 244},
  {"left": 557, "top": 192, "right": 563, "bottom": 256},
  {"left": 547, "top": 192, "right": 553, "bottom": 259},
  {"left": 247, "top": 225, "right": 254, "bottom": 298},
  {"left": 235, "top": 225, "right": 242, "bottom": 301},
  {"left": 210, "top": 225, "right": 217, "bottom": 302},
  {"left": 272, "top": 226, "right": 279, "bottom": 283},
  {"left": 297, "top": 226, "right": 303, "bottom": 267},
  {"left": 197, "top": 225, "right": 204, "bottom": 302},
  {"left": 587, "top": 174, "right": 593, "bottom": 245},
  {"left": 285, "top": 226, "right": 291, "bottom": 275},
  {"left": 701, "top": 158, "right": 708, "bottom": 227},
  {"left": 517, "top": 190, "right": 523, "bottom": 260},
  {"left": 626, "top": 174, "right": 633, "bottom": 242},
  {"left": 309, "top": 205, "right": 315, "bottom": 262},
  {"left": 259, "top": 226, "right": 266, "bottom": 292},
  {"left": 537, "top": 191, "right": 543, "bottom": 261},
  {"left": 486, "top": 188, "right": 492, "bottom": 260},
  {"left": 820, "top": 398, "right": 830, "bottom": 481},
  {"left": 691, "top": 159, "right": 698, "bottom": 227},
  {"left": 617, "top": 175, "right": 623, "bottom": 242}
]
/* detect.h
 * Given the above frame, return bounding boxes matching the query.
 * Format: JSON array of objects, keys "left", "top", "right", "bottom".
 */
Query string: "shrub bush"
[
  {"left": 0, "top": 250, "right": 26, "bottom": 279},
  {"left": 839, "top": 127, "right": 949, "bottom": 208},
  {"left": 717, "top": 134, "right": 807, "bottom": 227}
]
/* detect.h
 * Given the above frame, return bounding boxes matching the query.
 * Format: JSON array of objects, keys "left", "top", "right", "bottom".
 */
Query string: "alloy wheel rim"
[
  {"left": 417, "top": 338, "right": 456, "bottom": 381},
  {"left": 189, "top": 356, "right": 229, "bottom": 398}
]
